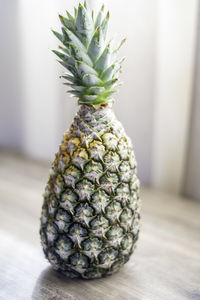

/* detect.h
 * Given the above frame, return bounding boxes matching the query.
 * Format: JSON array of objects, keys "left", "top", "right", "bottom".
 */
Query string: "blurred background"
[
  {"left": 0, "top": 0, "right": 200, "bottom": 200},
  {"left": 0, "top": 1, "right": 200, "bottom": 298}
]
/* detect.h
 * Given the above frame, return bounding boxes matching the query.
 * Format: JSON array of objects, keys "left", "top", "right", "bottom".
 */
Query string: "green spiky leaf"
[
  {"left": 52, "top": 50, "right": 67, "bottom": 61},
  {"left": 101, "top": 12, "right": 109, "bottom": 39},
  {"left": 95, "top": 5, "right": 104, "bottom": 28},
  {"left": 76, "top": 3, "right": 94, "bottom": 46},
  {"left": 76, "top": 61, "right": 97, "bottom": 78},
  {"left": 66, "top": 10, "right": 75, "bottom": 23},
  {"left": 88, "top": 27, "right": 104, "bottom": 63},
  {"left": 95, "top": 43, "right": 111, "bottom": 73},
  {"left": 62, "top": 74, "right": 77, "bottom": 83},
  {"left": 104, "top": 78, "right": 118, "bottom": 89},
  {"left": 52, "top": 30, "right": 63, "bottom": 43},
  {"left": 69, "top": 43, "right": 93, "bottom": 66},
  {"left": 52, "top": 1, "right": 125, "bottom": 105},
  {"left": 59, "top": 15, "right": 74, "bottom": 31},
  {"left": 101, "top": 63, "right": 116, "bottom": 81},
  {"left": 62, "top": 27, "right": 86, "bottom": 51},
  {"left": 88, "top": 86, "right": 105, "bottom": 95},
  {"left": 82, "top": 74, "right": 102, "bottom": 86},
  {"left": 58, "top": 46, "right": 70, "bottom": 55}
]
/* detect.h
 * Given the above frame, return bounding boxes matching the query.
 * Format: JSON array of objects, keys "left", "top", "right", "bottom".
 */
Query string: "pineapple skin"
[{"left": 40, "top": 104, "right": 141, "bottom": 279}]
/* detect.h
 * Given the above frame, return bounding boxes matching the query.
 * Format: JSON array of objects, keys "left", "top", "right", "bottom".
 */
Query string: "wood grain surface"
[{"left": 0, "top": 151, "right": 199, "bottom": 300}]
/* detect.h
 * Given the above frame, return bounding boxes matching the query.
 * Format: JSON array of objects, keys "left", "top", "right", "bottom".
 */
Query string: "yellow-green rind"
[{"left": 40, "top": 104, "right": 141, "bottom": 279}]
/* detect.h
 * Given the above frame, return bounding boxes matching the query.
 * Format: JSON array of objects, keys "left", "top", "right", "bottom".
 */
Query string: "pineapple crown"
[{"left": 52, "top": 1, "right": 126, "bottom": 106}]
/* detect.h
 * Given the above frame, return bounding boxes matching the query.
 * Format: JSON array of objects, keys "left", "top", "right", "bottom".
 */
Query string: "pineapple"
[{"left": 40, "top": 1, "right": 141, "bottom": 279}]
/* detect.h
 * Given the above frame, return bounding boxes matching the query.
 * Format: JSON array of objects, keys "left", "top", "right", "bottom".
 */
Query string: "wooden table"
[{"left": 0, "top": 151, "right": 199, "bottom": 300}]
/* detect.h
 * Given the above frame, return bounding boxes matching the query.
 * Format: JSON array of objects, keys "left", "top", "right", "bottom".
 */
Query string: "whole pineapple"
[{"left": 40, "top": 1, "right": 141, "bottom": 279}]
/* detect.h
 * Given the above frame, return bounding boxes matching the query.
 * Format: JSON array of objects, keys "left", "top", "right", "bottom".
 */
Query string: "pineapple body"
[
  {"left": 40, "top": 1, "right": 141, "bottom": 279},
  {"left": 40, "top": 104, "right": 140, "bottom": 279}
]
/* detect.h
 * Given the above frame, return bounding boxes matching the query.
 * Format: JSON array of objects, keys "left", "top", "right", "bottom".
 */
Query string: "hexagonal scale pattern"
[{"left": 40, "top": 104, "right": 141, "bottom": 279}]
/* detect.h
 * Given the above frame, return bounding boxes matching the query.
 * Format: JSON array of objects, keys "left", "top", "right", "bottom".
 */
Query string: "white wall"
[
  {"left": 151, "top": 0, "right": 198, "bottom": 193},
  {"left": 0, "top": 1, "right": 23, "bottom": 150}
]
